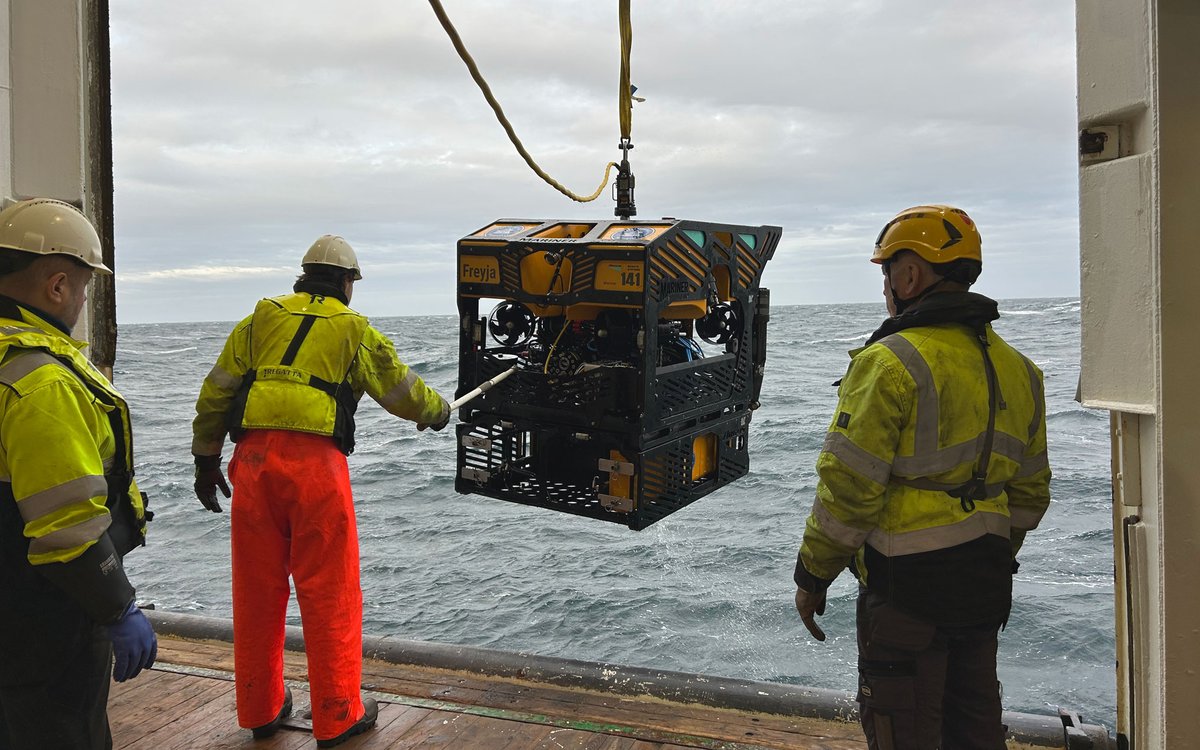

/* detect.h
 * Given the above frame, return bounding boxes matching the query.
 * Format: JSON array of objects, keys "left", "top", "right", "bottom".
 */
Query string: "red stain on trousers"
[{"left": 228, "top": 429, "right": 364, "bottom": 740}]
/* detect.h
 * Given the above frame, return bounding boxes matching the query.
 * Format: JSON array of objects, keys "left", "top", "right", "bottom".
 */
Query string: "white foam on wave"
[{"left": 117, "top": 346, "right": 198, "bottom": 356}]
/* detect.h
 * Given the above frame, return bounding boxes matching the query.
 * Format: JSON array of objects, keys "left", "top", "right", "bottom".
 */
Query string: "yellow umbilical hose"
[{"left": 427, "top": 0, "right": 633, "bottom": 203}]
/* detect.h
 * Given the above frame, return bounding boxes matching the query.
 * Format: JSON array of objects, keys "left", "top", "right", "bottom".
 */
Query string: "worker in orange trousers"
[{"left": 191, "top": 236, "right": 450, "bottom": 746}]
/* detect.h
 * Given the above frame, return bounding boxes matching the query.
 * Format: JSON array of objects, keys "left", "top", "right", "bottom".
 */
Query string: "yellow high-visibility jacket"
[
  {"left": 0, "top": 298, "right": 146, "bottom": 624},
  {"left": 797, "top": 302, "right": 1050, "bottom": 625},
  {"left": 193, "top": 291, "right": 449, "bottom": 456}
]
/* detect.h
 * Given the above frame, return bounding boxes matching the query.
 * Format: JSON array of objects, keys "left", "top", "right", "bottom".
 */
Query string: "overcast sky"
[{"left": 109, "top": 1, "right": 1079, "bottom": 324}]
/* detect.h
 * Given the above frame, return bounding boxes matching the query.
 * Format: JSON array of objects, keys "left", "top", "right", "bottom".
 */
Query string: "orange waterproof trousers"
[{"left": 228, "top": 429, "right": 365, "bottom": 741}]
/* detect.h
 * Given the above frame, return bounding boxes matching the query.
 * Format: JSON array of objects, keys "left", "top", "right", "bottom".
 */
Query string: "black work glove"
[
  {"left": 193, "top": 454, "right": 230, "bottom": 513},
  {"left": 417, "top": 400, "right": 452, "bottom": 432},
  {"left": 794, "top": 588, "right": 828, "bottom": 642}
]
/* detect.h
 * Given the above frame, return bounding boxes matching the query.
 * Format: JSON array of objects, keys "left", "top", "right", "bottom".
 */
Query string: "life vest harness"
[
  {"left": 227, "top": 313, "right": 361, "bottom": 455},
  {"left": 863, "top": 292, "right": 1004, "bottom": 512},
  {"left": 0, "top": 335, "right": 150, "bottom": 558}
]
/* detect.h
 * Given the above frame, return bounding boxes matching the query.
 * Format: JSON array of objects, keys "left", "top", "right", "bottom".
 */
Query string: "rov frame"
[{"left": 454, "top": 218, "right": 780, "bottom": 530}]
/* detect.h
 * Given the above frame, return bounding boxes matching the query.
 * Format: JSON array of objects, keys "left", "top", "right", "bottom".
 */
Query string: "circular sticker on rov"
[
  {"left": 485, "top": 225, "right": 528, "bottom": 238},
  {"left": 610, "top": 226, "right": 654, "bottom": 240}
]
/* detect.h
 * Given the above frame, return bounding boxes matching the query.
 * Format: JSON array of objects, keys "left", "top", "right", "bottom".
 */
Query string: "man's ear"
[
  {"left": 892, "top": 259, "right": 918, "bottom": 297},
  {"left": 44, "top": 270, "right": 71, "bottom": 305}
]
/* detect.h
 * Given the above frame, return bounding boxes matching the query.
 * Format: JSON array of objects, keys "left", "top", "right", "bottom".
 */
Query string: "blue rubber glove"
[{"left": 106, "top": 602, "right": 157, "bottom": 682}]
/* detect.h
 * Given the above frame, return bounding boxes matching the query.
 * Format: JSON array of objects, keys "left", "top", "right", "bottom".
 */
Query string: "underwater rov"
[
  {"left": 453, "top": 218, "right": 779, "bottom": 529},
  {"left": 430, "top": 0, "right": 780, "bottom": 528}
]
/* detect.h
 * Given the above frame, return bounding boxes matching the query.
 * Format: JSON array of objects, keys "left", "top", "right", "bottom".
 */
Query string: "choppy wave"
[
  {"left": 117, "top": 346, "right": 198, "bottom": 356},
  {"left": 118, "top": 297, "right": 1114, "bottom": 727}
]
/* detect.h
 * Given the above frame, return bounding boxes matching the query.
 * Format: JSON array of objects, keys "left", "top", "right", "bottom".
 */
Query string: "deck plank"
[
  {"left": 117, "top": 637, "right": 868, "bottom": 750},
  {"left": 155, "top": 637, "right": 863, "bottom": 747},
  {"left": 377, "top": 709, "right": 461, "bottom": 748},
  {"left": 120, "top": 676, "right": 235, "bottom": 750},
  {"left": 111, "top": 669, "right": 234, "bottom": 745},
  {"left": 544, "top": 730, "right": 639, "bottom": 749},
  {"left": 343, "top": 703, "right": 435, "bottom": 749},
  {"left": 155, "top": 638, "right": 856, "bottom": 747},
  {"left": 358, "top": 669, "right": 861, "bottom": 749},
  {"left": 195, "top": 686, "right": 316, "bottom": 750},
  {"left": 107, "top": 670, "right": 196, "bottom": 744},
  {"left": 158, "top": 638, "right": 826, "bottom": 738},
  {"left": 442, "top": 713, "right": 554, "bottom": 749}
]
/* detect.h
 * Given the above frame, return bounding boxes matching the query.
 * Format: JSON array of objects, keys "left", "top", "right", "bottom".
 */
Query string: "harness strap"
[
  {"left": 307, "top": 374, "right": 340, "bottom": 396},
  {"left": 946, "top": 326, "right": 999, "bottom": 512},
  {"left": 280, "top": 315, "right": 317, "bottom": 366},
  {"left": 277, "top": 314, "right": 353, "bottom": 401}
]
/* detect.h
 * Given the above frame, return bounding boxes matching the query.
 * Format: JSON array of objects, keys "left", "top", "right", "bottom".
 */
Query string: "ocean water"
[{"left": 117, "top": 297, "right": 1115, "bottom": 727}]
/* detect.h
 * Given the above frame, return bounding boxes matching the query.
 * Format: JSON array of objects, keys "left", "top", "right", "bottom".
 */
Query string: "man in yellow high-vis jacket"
[
  {"left": 793, "top": 205, "right": 1051, "bottom": 750},
  {"left": 191, "top": 235, "right": 449, "bottom": 748},
  {"left": 0, "top": 199, "right": 156, "bottom": 750}
]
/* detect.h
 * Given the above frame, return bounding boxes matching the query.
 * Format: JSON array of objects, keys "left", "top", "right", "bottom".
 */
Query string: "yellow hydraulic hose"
[
  {"left": 427, "top": 0, "right": 633, "bottom": 203},
  {"left": 543, "top": 321, "right": 572, "bottom": 374},
  {"left": 617, "top": 0, "right": 632, "bottom": 142}
]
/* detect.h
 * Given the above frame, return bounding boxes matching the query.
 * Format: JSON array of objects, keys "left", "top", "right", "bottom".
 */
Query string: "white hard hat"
[
  {"left": 0, "top": 199, "right": 111, "bottom": 274},
  {"left": 302, "top": 235, "right": 361, "bottom": 280}
]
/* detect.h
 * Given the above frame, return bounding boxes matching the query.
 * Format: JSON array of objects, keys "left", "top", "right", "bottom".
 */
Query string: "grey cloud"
[{"left": 109, "top": 0, "right": 1080, "bottom": 323}]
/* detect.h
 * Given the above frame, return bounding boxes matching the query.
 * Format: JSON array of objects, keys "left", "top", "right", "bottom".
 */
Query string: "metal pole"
[{"left": 449, "top": 366, "right": 517, "bottom": 411}]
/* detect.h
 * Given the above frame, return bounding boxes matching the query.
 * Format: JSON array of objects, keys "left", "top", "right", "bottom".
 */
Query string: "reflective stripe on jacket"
[
  {"left": 0, "top": 306, "right": 146, "bottom": 567},
  {"left": 192, "top": 291, "right": 449, "bottom": 455},
  {"left": 799, "top": 320, "right": 1050, "bottom": 624}
]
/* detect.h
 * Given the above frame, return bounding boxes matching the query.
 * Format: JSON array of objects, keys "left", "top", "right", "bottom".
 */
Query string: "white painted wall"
[
  {"left": 9, "top": 0, "right": 84, "bottom": 202},
  {"left": 1152, "top": 2, "right": 1200, "bottom": 748},
  {"left": 0, "top": 0, "right": 12, "bottom": 198},
  {"left": 1078, "top": 1, "right": 1200, "bottom": 747},
  {"left": 1, "top": 0, "right": 96, "bottom": 340},
  {"left": 1077, "top": 0, "right": 1155, "bottom": 413}
]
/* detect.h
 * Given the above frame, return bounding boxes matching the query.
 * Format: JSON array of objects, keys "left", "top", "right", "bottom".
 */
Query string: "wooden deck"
[{"left": 109, "top": 635, "right": 867, "bottom": 749}]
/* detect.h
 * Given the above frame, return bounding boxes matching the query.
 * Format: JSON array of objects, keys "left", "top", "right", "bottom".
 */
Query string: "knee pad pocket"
[
  {"left": 857, "top": 659, "right": 916, "bottom": 708},
  {"left": 858, "top": 662, "right": 917, "bottom": 750}
]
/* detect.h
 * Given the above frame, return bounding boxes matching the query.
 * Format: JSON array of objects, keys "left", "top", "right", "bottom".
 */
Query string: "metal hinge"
[
  {"left": 461, "top": 467, "right": 490, "bottom": 483},
  {"left": 598, "top": 493, "right": 633, "bottom": 513},
  {"left": 461, "top": 435, "right": 492, "bottom": 450},
  {"left": 598, "top": 458, "right": 634, "bottom": 475},
  {"left": 1079, "top": 125, "right": 1121, "bottom": 164}
]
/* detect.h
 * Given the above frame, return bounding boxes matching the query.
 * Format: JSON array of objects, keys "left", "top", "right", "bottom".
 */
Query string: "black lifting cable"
[
  {"left": 613, "top": 0, "right": 636, "bottom": 218},
  {"left": 426, "top": 0, "right": 637, "bottom": 217}
]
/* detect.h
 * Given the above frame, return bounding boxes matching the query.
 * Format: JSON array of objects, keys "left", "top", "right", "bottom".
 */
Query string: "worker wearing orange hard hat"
[{"left": 794, "top": 206, "right": 1051, "bottom": 749}]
